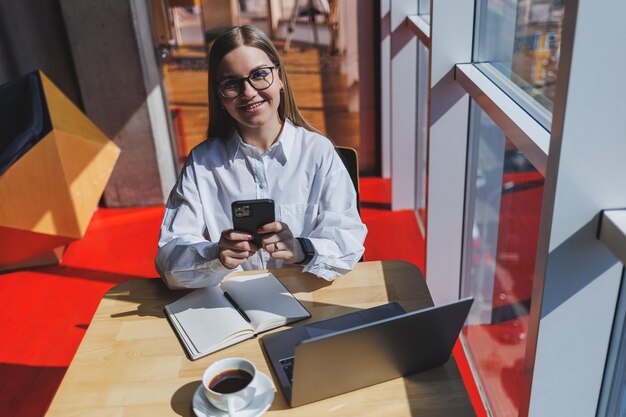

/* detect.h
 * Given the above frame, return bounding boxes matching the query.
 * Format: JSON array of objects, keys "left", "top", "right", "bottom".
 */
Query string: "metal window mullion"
[
  {"left": 405, "top": 15, "right": 430, "bottom": 47},
  {"left": 380, "top": 0, "right": 391, "bottom": 178},
  {"left": 455, "top": 63, "right": 549, "bottom": 175}
]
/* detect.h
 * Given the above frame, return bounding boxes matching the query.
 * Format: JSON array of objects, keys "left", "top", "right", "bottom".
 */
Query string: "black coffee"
[{"left": 209, "top": 369, "right": 253, "bottom": 394}]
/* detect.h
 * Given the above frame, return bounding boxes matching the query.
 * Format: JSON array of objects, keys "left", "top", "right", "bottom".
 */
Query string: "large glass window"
[
  {"left": 599, "top": 268, "right": 626, "bottom": 417},
  {"left": 461, "top": 102, "right": 544, "bottom": 417},
  {"left": 418, "top": 0, "right": 430, "bottom": 22},
  {"left": 474, "top": 0, "right": 564, "bottom": 126},
  {"left": 415, "top": 41, "right": 429, "bottom": 230}
]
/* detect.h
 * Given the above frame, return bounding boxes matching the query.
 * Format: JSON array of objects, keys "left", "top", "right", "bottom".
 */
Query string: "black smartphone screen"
[{"left": 231, "top": 199, "right": 275, "bottom": 246}]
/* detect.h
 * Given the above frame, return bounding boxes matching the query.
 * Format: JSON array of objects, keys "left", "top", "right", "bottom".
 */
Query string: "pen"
[{"left": 224, "top": 291, "right": 251, "bottom": 323}]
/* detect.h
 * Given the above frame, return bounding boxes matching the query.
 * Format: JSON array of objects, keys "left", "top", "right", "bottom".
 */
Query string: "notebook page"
[
  {"left": 167, "top": 311, "right": 253, "bottom": 359},
  {"left": 222, "top": 273, "right": 310, "bottom": 333},
  {"left": 165, "top": 286, "right": 254, "bottom": 358}
]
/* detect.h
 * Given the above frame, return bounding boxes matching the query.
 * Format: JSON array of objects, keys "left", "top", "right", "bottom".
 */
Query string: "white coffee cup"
[{"left": 202, "top": 357, "right": 257, "bottom": 414}]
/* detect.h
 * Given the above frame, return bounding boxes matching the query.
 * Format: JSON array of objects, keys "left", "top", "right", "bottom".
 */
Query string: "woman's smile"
[{"left": 238, "top": 99, "right": 266, "bottom": 112}]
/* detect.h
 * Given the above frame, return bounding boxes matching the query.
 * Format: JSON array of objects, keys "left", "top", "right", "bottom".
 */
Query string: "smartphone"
[{"left": 231, "top": 199, "right": 275, "bottom": 247}]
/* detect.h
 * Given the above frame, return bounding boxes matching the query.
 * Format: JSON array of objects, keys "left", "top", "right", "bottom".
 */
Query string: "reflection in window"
[
  {"left": 461, "top": 103, "right": 544, "bottom": 417},
  {"left": 599, "top": 269, "right": 626, "bottom": 417},
  {"left": 418, "top": 0, "right": 430, "bottom": 22},
  {"left": 475, "top": 0, "right": 564, "bottom": 113},
  {"left": 415, "top": 41, "right": 429, "bottom": 230}
]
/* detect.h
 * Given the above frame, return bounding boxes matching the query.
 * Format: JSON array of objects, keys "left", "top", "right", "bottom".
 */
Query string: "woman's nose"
[{"left": 240, "top": 80, "right": 257, "bottom": 98}]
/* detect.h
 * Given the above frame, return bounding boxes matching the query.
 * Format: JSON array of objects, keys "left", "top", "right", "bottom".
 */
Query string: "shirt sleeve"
[
  {"left": 302, "top": 147, "right": 367, "bottom": 280},
  {"left": 155, "top": 156, "right": 239, "bottom": 289}
]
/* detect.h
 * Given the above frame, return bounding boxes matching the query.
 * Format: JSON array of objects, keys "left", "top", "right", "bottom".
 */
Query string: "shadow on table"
[
  {"left": 101, "top": 269, "right": 335, "bottom": 321},
  {"left": 171, "top": 380, "right": 202, "bottom": 416},
  {"left": 403, "top": 360, "right": 476, "bottom": 417},
  {"left": 381, "top": 260, "right": 432, "bottom": 313},
  {"left": 103, "top": 278, "right": 187, "bottom": 319}
]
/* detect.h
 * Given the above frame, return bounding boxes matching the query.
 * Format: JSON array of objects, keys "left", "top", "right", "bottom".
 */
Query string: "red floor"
[
  {"left": 462, "top": 173, "right": 543, "bottom": 417},
  {"left": 0, "top": 207, "right": 164, "bottom": 417},
  {"left": 0, "top": 178, "right": 486, "bottom": 417}
]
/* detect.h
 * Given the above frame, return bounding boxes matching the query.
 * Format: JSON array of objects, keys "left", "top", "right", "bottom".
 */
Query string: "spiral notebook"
[{"left": 165, "top": 272, "right": 311, "bottom": 360}]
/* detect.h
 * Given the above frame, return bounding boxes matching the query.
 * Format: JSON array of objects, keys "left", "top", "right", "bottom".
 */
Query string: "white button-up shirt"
[{"left": 155, "top": 120, "right": 367, "bottom": 289}]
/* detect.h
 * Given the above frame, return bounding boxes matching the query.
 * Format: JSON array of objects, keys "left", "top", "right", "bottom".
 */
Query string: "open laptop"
[{"left": 260, "top": 297, "right": 474, "bottom": 407}]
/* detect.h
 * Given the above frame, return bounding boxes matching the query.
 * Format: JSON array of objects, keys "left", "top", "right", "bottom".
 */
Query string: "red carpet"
[
  {"left": 360, "top": 176, "right": 392, "bottom": 205},
  {"left": 0, "top": 178, "right": 486, "bottom": 417},
  {"left": 361, "top": 208, "right": 425, "bottom": 266},
  {"left": 0, "top": 207, "right": 163, "bottom": 417}
]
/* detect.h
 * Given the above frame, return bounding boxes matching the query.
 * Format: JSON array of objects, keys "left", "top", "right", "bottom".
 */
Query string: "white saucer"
[{"left": 193, "top": 370, "right": 275, "bottom": 417}]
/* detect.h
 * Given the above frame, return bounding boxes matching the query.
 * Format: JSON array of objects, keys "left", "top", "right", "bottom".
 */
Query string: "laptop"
[{"left": 260, "top": 297, "right": 474, "bottom": 407}]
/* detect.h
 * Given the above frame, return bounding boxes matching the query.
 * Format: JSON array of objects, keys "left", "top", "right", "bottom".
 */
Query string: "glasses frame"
[{"left": 215, "top": 66, "right": 276, "bottom": 99}]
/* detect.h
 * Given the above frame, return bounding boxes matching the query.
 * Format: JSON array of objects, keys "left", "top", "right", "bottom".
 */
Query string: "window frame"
[{"left": 387, "top": 0, "right": 626, "bottom": 416}]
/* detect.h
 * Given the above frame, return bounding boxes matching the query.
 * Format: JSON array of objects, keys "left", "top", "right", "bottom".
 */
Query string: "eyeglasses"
[{"left": 216, "top": 66, "right": 276, "bottom": 98}]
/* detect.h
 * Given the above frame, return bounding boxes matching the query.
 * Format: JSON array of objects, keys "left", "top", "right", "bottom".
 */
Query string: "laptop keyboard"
[{"left": 279, "top": 356, "right": 295, "bottom": 383}]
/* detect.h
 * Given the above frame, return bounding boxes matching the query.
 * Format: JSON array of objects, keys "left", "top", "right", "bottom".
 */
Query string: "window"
[
  {"left": 461, "top": 102, "right": 544, "bottom": 417},
  {"left": 418, "top": 0, "right": 430, "bottom": 23},
  {"left": 389, "top": 0, "right": 626, "bottom": 415},
  {"left": 474, "top": 0, "right": 565, "bottom": 127},
  {"left": 600, "top": 268, "right": 626, "bottom": 416},
  {"left": 415, "top": 41, "right": 429, "bottom": 230}
]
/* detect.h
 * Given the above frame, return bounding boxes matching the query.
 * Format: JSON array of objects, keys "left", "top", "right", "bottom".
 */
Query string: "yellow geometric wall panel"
[{"left": 0, "top": 71, "right": 120, "bottom": 268}]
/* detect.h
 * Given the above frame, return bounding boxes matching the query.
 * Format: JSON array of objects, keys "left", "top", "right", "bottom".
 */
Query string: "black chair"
[
  {"left": 335, "top": 146, "right": 360, "bottom": 213},
  {"left": 0, "top": 71, "right": 51, "bottom": 175},
  {"left": 336, "top": 146, "right": 364, "bottom": 262}
]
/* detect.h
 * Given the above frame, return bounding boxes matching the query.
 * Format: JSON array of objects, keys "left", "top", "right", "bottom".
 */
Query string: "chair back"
[
  {"left": 336, "top": 146, "right": 362, "bottom": 261},
  {"left": 335, "top": 146, "right": 360, "bottom": 213}
]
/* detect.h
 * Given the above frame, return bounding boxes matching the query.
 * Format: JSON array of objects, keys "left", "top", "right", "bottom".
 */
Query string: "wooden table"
[{"left": 45, "top": 260, "right": 475, "bottom": 416}]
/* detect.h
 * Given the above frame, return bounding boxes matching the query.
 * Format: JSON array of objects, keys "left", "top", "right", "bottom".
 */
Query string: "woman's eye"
[
  {"left": 222, "top": 79, "right": 240, "bottom": 90},
  {"left": 251, "top": 69, "right": 270, "bottom": 80}
]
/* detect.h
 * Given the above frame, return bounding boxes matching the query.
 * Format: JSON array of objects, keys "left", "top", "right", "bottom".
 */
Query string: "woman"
[{"left": 155, "top": 25, "right": 366, "bottom": 289}]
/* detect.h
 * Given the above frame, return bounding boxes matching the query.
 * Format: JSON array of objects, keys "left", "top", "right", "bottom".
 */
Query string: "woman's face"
[{"left": 216, "top": 46, "right": 283, "bottom": 134}]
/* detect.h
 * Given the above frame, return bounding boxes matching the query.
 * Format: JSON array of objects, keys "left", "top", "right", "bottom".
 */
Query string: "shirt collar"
[{"left": 226, "top": 119, "right": 295, "bottom": 165}]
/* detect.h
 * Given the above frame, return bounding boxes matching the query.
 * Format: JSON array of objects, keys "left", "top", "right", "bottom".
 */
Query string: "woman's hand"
[
  {"left": 258, "top": 222, "right": 305, "bottom": 263},
  {"left": 218, "top": 230, "right": 258, "bottom": 269}
]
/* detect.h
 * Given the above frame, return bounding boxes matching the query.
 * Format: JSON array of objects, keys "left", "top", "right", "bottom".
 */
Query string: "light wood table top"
[{"left": 45, "top": 260, "right": 475, "bottom": 417}]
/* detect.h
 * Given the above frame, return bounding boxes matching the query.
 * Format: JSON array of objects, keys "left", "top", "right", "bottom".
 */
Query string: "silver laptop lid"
[{"left": 290, "top": 297, "right": 473, "bottom": 407}]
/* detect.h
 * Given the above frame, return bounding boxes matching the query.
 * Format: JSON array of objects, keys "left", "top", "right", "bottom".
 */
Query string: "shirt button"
[{"left": 259, "top": 183, "right": 265, "bottom": 189}]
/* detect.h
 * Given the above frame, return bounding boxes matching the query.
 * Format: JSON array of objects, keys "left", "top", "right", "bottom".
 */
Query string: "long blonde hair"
[{"left": 207, "top": 25, "right": 322, "bottom": 140}]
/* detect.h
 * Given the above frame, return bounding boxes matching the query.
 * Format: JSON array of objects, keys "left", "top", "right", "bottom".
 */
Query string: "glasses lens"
[
  {"left": 218, "top": 78, "right": 242, "bottom": 98},
  {"left": 249, "top": 67, "right": 273, "bottom": 90}
]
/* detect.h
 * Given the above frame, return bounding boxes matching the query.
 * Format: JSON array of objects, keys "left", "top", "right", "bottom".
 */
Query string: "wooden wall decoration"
[{"left": 0, "top": 71, "right": 120, "bottom": 269}]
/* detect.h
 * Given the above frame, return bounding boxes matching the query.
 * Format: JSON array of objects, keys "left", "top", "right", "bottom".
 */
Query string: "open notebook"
[{"left": 165, "top": 273, "right": 311, "bottom": 360}]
